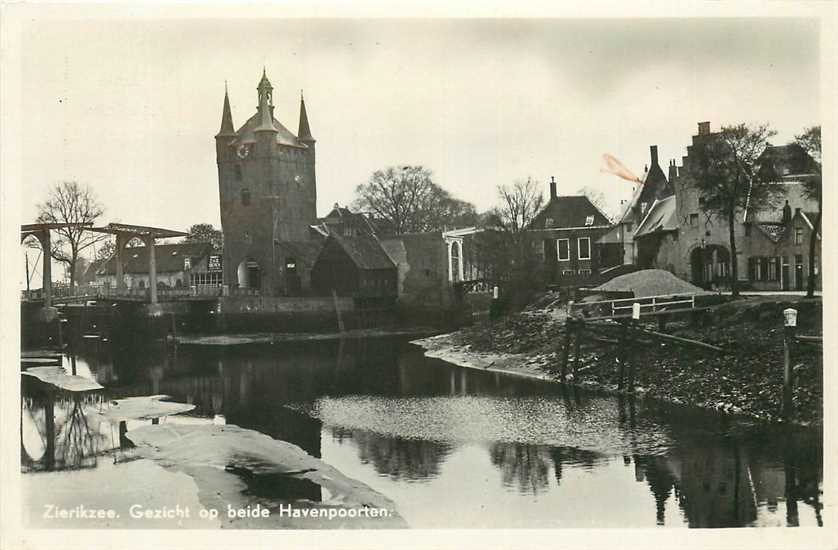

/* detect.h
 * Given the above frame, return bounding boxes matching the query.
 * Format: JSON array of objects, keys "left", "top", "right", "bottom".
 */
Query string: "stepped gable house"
[
  {"left": 215, "top": 70, "right": 318, "bottom": 296},
  {"left": 529, "top": 178, "right": 613, "bottom": 286},
  {"left": 640, "top": 122, "right": 820, "bottom": 291}
]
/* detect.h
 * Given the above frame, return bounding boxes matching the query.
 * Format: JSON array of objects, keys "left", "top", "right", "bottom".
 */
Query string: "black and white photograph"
[{"left": 1, "top": 3, "right": 835, "bottom": 549}]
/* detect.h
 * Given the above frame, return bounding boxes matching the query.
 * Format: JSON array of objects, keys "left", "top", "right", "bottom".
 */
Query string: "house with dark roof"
[
  {"left": 310, "top": 203, "right": 396, "bottom": 239},
  {"left": 528, "top": 178, "right": 615, "bottom": 286},
  {"left": 96, "top": 241, "right": 218, "bottom": 291},
  {"left": 310, "top": 233, "right": 397, "bottom": 301}
]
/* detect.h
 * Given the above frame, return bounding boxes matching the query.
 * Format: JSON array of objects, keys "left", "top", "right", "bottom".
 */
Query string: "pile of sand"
[{"left": 593, "top": 269, "right": 707, "bottom": 297}]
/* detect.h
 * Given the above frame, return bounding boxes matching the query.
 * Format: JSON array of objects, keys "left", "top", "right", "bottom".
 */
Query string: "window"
[
  {"left": 577, "top": 237, "right": 591, "bottom": 260},
  {"left": 768, "top": 257, "right": 778, "bottom": 281},
  {"left": 640, "top": 202, "right": 648, "bottom": 214},
  {"left": 794, "top": 226, "right": 803, "bottom": 245},
  {"left": 699, "top": 196, "right": 706, "bottom": 208},
  {"left": 562, "top": 269, "right": 575, "bottom": 276},
  {"left": 754, "top": 257, "right": 763, "bottom": 281},
  {"left": 183, "top": 257, "right": 192, "bottom": 270},
  {"left": 585, "top": 215, "right": 594, "bottom": 226},
  {"left": 557, "top": 239, "right": 570, "bottom": 261},
  {"left": 545, "top": 217, "right": 554, "bottom": 228},
  {"left": 578, "top": 268, "right": 592, "bottom": 276},
  {"left": 235, "top": 165, "right": 242, "bottom": 181},
  {"left": 241, "top": 188, "right": 251, "bottom": 206},
  {"left": 286, "top": 258, "right": 296, "bottom": 270},
  {"left": 689, "top": 213, "right": 699, "bottom": 227}
]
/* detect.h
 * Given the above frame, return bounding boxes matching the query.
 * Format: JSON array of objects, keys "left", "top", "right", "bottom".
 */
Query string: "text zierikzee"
[{"left": 42, "top": 503, "right": 272, "bottom": 521}]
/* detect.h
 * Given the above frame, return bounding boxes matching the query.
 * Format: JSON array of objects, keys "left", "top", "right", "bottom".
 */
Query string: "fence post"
[
  {"left": 783, "top": 308, "right": 798, "bottom": 420},
  {"left": 572, "top": 319, "right": 582, "bottom": 379}
]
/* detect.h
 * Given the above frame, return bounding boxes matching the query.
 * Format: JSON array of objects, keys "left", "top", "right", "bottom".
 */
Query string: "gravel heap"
[{"left": 594, "top": 269, "right": 707, "bottom": 297}]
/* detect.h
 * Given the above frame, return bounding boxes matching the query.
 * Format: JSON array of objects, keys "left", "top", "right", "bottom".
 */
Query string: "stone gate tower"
[{"left": 215, "top": 69, "right": 317, "bottom": 294}]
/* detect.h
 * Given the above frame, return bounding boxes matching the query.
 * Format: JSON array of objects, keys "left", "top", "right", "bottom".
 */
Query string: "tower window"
[
  {"left": 235, "top": 165, "right": 242, "bottom": 181},
  {"left": 241, "top": 188, "right": 251, "bottom": 206}
]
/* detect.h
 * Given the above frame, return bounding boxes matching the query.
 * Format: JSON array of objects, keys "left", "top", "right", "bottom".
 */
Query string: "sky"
[{"left": 13, "top": 15, "right": 821, "bottom": 269}]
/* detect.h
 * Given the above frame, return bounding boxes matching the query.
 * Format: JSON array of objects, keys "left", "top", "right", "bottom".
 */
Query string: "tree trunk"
[
  {"left": 69, "top": 250, "right": 78, "bottom": 288},
  {"left": 806, "top": 202, "right": 821, "bottom": 298},
  {"left": 728, "top": 209, "right": 739, "bottom": 297}
]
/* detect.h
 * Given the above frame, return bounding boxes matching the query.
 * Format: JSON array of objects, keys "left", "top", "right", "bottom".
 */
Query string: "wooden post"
[
  {"left": 572, "top": 319, "right": 582, "bottom": 379},
  {"left": 560, "top": 322, "right": 572, "bottom": 382},
  {"left": 332, "top": 289, "right": 345, "bottom": 333},
  {"left": 783, "top": 308, "right": 797, "bottom": 420},
  {"left": 617, "top": 321, "right": 628, "bottom": 391}
]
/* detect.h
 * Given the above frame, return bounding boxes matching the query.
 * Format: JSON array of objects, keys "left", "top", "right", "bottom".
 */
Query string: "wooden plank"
[
  {"left": 634, "top": 327, "right": 724, "bottom": 352},
  {"left": 582, "top": 306, "right": 714, "bottom": 322}
]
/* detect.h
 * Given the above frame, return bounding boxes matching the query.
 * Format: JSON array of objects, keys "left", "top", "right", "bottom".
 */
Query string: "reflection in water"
[
  {"left": 489, "top": 442, "right": 552, "bottom": 495},
  {"left": 331, "top": 428, "right": 453, "bottom": 482},
  {"left": 23, "top": 336, "right": 824, "bottom": 528},
  {"left": 22, "top": 393, "right": 108, "bottom": 472}
]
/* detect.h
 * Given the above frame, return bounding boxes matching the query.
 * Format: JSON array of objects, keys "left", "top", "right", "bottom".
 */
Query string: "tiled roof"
[
  {"left": 530, "top": 195, "right": 612, "bottom": 229},
  {"left": 274, "top": 240, "right": 323, "bottom": 267},
  {"left": 101, "top": 242, "right": 213, "bottom": 275},
  {"left": 635, "top": 196, "right": 678, "bottom": 238},
  {"left": 328, "top": 234, "right": 395, "bottom": 270},
  {"left": 757, "top": 144, "right": 820, "bottom": 181},
  {"left": 227, "top": 111, "right": 306, "bottom": 149}
]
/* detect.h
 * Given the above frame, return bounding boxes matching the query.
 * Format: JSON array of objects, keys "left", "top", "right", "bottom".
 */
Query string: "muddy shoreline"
[{"left": 412, "top": 296, "right": 823, "bottom": 427}]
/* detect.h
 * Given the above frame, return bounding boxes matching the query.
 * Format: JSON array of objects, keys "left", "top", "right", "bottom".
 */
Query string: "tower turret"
[
  {"left": 255, "top": 68, "right": 277, "bottom": 136},
  {"left": 298, "top": 91, "right": 315, "bottom": 145}
]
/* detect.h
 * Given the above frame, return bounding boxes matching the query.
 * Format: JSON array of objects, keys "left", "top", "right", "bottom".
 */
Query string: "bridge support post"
[
  {"left": 145, "top": 235, "right": 158, "bottom": 304},
  {"left": 38, "top": 230, "right": 52, "bottom": 308},
  {"left": 115, "top": 233, "right": 130, "bottom": 293}
]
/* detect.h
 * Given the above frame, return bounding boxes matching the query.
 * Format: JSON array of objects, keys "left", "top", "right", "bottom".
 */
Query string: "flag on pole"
[{"left": 601, "top": 154, "right": 643, "bottom": 184}]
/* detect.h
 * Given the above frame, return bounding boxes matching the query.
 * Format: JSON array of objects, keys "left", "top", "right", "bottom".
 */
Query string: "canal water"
[{"left": 22, "top": 336, "right": 823, "bottom": 528}]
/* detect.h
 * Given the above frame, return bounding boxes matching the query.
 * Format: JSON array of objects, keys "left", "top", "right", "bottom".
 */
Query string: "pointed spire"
[
  {"left": 298, "top": 90, "right": 315, "bottom": 143},
  {"left": 255, "top": 69, "right": 277, "bottom": 134},
  {"left": 217, "top": 82, "right": 235, "bottom": 137}
]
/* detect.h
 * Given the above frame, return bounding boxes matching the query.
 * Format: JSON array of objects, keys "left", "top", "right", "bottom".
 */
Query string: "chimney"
[
  {"left": 650, "top": 145, "right": 659, "bottom": 166},
  {"left": 668, "top": 159, "right": 678, "bottom": 182},
  {"left": 697, "top": 121, "right": 711, "bottom": 136},
  {"left": 782, "top": 200, "right": 791, "bottom": 224},
  {"left": 549, "top": 176, "right": 557, "bottom": 200}
]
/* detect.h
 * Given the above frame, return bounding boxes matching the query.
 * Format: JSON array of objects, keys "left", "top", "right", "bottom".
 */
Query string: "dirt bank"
[{"left": 413, "top": 296, "right": 823, "bottom": 426}]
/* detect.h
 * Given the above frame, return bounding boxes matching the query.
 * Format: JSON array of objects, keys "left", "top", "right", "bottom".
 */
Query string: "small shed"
[{"left": 311, "top": 234, "right": 397, "bottom": 298}]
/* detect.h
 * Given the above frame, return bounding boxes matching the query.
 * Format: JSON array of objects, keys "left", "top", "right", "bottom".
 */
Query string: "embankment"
[{"left": 413, "top": 296, "right": 823, "bottom": 426}]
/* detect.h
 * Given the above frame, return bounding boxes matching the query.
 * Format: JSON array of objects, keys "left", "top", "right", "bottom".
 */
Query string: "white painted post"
[{"left": 632, "top": 302, "right": 641, "bottom": 320}]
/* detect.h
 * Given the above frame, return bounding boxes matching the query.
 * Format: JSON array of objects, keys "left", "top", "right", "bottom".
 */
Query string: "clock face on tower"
[{"left": 236, "top": 143, "right": 251, "bottom": 159}]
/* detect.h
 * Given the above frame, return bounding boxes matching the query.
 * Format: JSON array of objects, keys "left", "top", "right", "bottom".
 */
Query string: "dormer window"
[
  {"left": 184, "top": 257, "right": 192, "bottom": 270},
  {"left": 640, "top": 202, "right": 648, "bottom": 214},
  {"left": 545, "top": 218, "right": 554, "bottom": 228},
  {"left": 585, "top": 215, "right": 594, "bottom": 226}
]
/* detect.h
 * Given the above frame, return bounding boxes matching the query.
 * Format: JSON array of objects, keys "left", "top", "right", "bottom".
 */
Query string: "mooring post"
[
  {"left": 118, "top": 420, "right": 129, "bottom": 450},
  {"left": 783, "top": 308, "right": 798, "bottom": 420}
]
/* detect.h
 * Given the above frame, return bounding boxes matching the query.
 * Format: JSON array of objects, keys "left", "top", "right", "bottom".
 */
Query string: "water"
[{"left": 22, "top": 336, "right": 823, "bottom": 528}]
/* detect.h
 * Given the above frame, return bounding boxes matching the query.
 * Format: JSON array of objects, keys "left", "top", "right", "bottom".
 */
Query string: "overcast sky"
[{"left": 17, "top": 16, "right": 819, "bottom": 237}]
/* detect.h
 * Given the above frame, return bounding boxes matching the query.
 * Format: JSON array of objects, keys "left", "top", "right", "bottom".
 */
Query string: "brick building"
[
  {"left": 528, "top": 179, "right": 614, "bottom": 286},
  {"left": 215, "top": 70, "right": 317, "bottom": 295}
]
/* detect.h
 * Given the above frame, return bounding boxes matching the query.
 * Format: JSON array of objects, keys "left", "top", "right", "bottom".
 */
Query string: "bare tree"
[
  {"left": 352, "top": 165, "right": 477, "bottom": 233},
  {"left": 686, "top": 123, "right": 781, "bottom": 297},
  {"left": 795, "top": 125, "right": 821, "bottom": 298},
  {"left": 36, "top": 181, "right": 106, "bottom": 288},
  {"left": 495, "top": 178, "right": 544, "bottom": 233}
]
